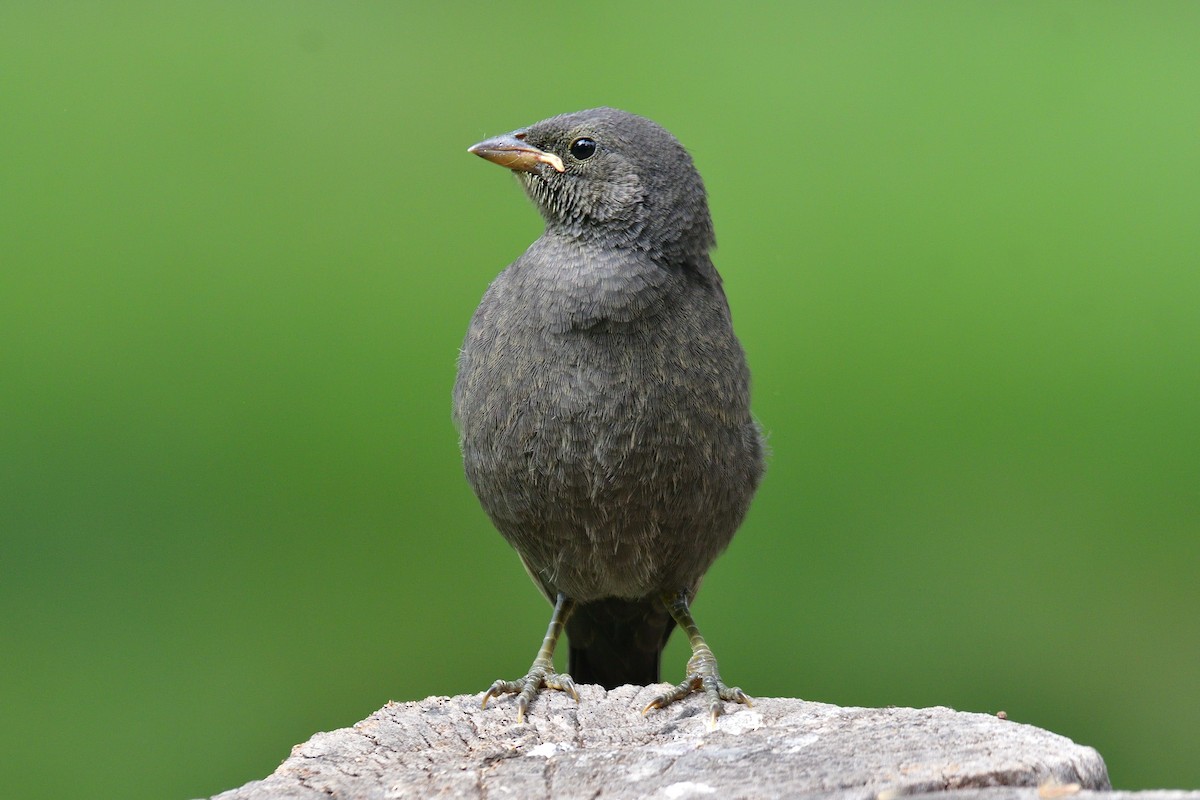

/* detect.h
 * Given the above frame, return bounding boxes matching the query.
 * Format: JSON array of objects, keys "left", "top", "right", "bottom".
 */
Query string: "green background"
[{"left": 2, "top": 3, "right": 1197, "bottom": 797}]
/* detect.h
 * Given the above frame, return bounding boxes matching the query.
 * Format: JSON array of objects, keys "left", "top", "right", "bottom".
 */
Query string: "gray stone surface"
[
  {"left": 211, "top": 685, "right": 1116, "bottom": 799},
  {"left": 905, "top": 794, "right": 1200, "bottom": 800}
]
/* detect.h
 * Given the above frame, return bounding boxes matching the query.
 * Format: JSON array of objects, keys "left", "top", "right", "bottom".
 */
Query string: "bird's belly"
[{"left": 461, "top": 363, "right": 752, "bottom": 601}]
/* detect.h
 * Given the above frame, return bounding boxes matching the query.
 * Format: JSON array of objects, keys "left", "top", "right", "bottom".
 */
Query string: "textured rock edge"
[{"left": 208, "top": 687, "right": 1195, "bottom": 799}]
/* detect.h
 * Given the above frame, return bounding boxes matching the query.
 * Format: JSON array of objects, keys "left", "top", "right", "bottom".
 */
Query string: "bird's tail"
[{"left": 566, "top": 597, "right": 675, "bottom": 689}]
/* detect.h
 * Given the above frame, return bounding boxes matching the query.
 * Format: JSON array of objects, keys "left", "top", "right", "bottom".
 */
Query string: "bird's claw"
[
  {"left": 642, "top": 668, "right": 751, "bottom": 729},
  {"left": 481, "top": 662, "right": 578, "bottom": 723}
]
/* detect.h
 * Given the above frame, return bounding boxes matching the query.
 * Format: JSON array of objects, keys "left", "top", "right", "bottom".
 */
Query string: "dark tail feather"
[{"left": 566, "top": 597, "right": 675, "bottom": 689}]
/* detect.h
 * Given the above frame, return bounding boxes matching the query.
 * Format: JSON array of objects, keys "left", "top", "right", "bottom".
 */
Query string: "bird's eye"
[{"left": 569, "top": 137, "right": 597, "bottom": 160}]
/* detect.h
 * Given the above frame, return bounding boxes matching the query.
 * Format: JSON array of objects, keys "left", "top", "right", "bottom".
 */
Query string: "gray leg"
[
  {"left": 482, "top": 592, "right": 579, "bottom": 723},
  {"left": 643, "top": 590, "right": 751, "bottom": 727}
]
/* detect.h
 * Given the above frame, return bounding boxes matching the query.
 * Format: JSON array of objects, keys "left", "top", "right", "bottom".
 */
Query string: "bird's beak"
[{"left": 468, "top": 133, "right": 565, "bottom": 174}]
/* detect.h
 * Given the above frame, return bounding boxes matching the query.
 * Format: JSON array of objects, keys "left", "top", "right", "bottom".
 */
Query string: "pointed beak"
[{"left": 468, "top": 133, "right": 565, "bottom": 174}]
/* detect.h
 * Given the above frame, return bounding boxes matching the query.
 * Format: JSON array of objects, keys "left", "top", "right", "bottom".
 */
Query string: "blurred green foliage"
[{"left": 1, "top": 2, "right": 1197, "bottom": 797}]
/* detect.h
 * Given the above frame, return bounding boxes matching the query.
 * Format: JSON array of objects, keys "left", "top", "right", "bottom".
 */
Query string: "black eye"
[{"left": 569, "top": 137, "right": 597, "bottom": 160}]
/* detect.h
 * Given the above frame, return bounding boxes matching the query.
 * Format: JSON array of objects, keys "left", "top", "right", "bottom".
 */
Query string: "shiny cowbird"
[{"left": 455, "top": 108, "right": 764, "bottom": 724}]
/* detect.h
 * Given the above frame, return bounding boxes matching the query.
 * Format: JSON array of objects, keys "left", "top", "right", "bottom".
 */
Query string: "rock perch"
[{"left": 209, "top": 686, "right": 1122, "bottom": 799}]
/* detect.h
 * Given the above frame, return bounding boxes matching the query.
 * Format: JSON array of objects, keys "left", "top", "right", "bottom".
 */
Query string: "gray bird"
[{"left": 455, "top": 107, "right": 764, "bottom": 724}]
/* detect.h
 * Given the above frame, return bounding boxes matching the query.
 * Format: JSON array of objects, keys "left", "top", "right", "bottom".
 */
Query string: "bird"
[{"left": 454, "top": 107, "right": 764, "bottom": 725}]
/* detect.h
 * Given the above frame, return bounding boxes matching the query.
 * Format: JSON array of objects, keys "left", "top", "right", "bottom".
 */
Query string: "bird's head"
[{"left": 469, "top": 108, "right": 715, "bottom": 264}]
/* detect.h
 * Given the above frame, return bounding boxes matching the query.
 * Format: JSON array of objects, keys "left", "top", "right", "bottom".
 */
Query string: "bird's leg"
[
  {"left": 482, "top": 592, "right": 579, "bottom": 723},
  {"left": 643, "top": 590, "right": 751, "bottom": 728}
]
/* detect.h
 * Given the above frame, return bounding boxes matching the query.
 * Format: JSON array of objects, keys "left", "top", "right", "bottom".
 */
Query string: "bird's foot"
[
  {"left": 481, "top": 658, "right": 578, "bottom": 724},
  {"left": 642, "top": 648, "right": 751, "bottom": 729}
]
